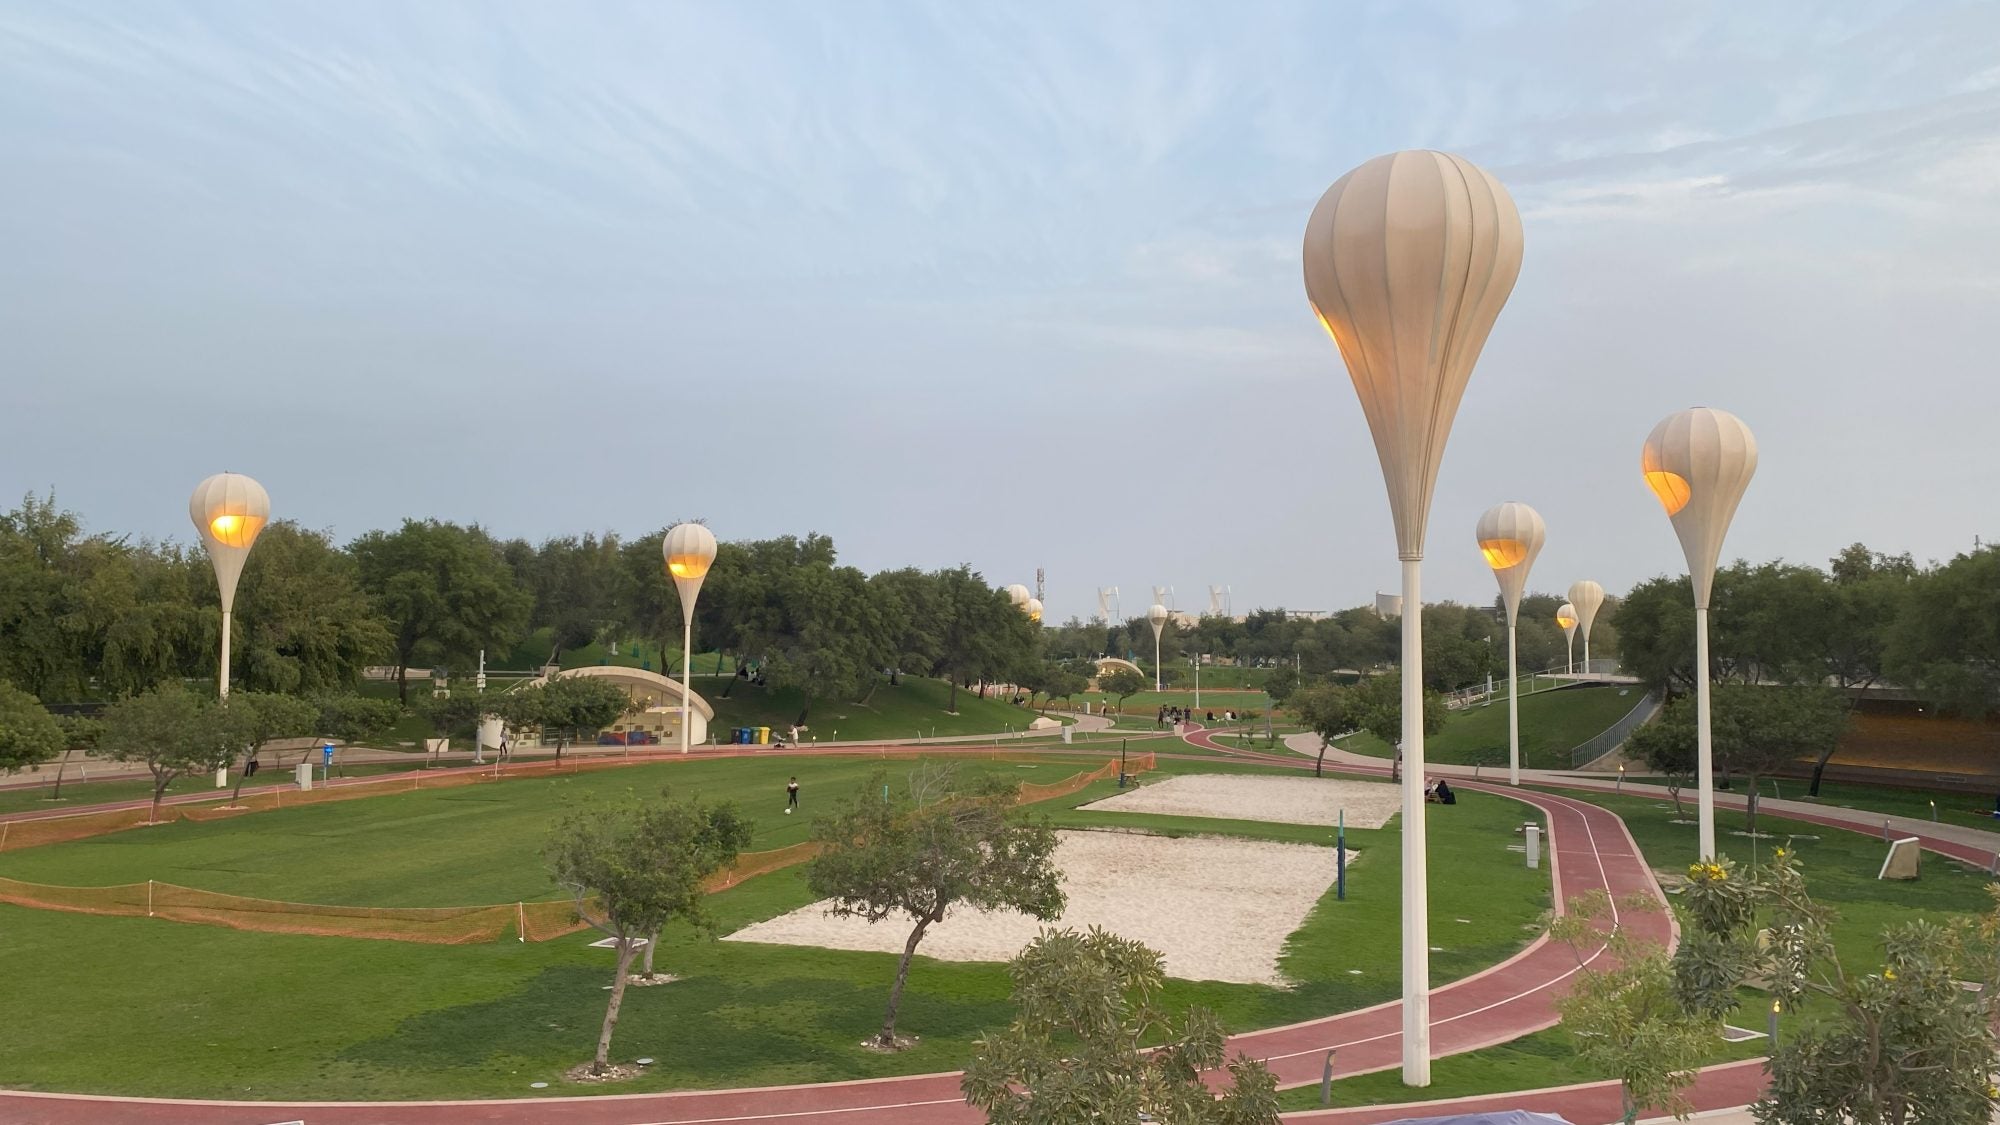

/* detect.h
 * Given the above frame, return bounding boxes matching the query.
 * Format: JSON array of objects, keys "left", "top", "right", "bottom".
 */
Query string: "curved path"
[{"left": 14, "top": 723, "right": 1990, "bottom": 1123}]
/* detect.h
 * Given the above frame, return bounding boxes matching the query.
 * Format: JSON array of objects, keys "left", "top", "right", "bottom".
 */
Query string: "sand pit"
[
  {"left": 1078, "top": 773, "right": 1402, "bottom": 829},
  {"left": 725, "top": 830, "right": 1341, "bottom": 985}
]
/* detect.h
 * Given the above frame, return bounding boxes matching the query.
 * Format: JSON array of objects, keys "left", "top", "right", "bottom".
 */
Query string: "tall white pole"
[
  {"left": 1583, "top": 635, "right": 1591, "bottom": 675},
  {"left": 1154, "top": 634, "right": 1162, "bottom": 692},
  {"left": 1566, "top": 635, "right": 1574, "bottom": 675},
  {"left": 218, "top": 609, "right": 231, "bottom": 701},
  {"left": 1194, "top": 660, "right": 1200, "bottom": 708},
  {"left": 1506, "top": 622, "right": 1519, "bottom": 786},
  {"left": 1400, "top": 557, "right": 1430, "bottom": 1085},
  {"left": 680, "top": 613, "right": 695, "bottom": 754},
  {"left": 1695, "top": 607, "right": 1715, "bottom": 859}
]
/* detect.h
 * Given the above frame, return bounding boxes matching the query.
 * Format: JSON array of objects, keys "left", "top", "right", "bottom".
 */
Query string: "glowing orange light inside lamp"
[
  {"left": 207, "top": 513, "right": 264, "bottom": 549},
  {"left": 1479, "top": 538, "right": 1527, "bottom": 569},
  {"left": 1556, "top": 611, "right": 1576, "bottom": 629},
  {"left": 1643, "top": 468, "right": 1692, "bottom": 516},
  {"left": 666, "top": 555, "right": 712, "bottom": 580}
]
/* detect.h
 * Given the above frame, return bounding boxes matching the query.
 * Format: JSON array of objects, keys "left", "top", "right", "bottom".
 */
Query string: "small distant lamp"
[
  {"left": 1475, "top": 502, "right": 1545, "bottom": 786},
  {"left": 1147, "top": 604, "right": 1169, "bottom": 691}
]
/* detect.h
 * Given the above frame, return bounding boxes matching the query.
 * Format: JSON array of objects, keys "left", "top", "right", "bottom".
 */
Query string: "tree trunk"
[
  {"left": 150, "top": 769, "right": 171, "bottom": 825},
  {"left": 230, "top": 745, "right": 252, "bottom": 806},
  {"left": 1666, "top": 780, "right": 1685, "bottom": 819},
  {"left": 1621, "top": 1082, "right": 1637, "bottom": 1125},
  {"left": 49, "top": 744, "right": 74, "bottom": 800},
  {"left": 879, "top": 915, "right": 934, "bottom": 1047},
  {"left": 595, "top": 937, "right": 640, "bottom": 1074},
  {"left": 642, "top": 929, "right": 660, "bottom": 977},
  {"left": 1746, "top": 785, "right": 1760, "bottom": 838},
  {"left": 1807, "top": 747, "right": 1836, "bottom": 797},
  {"left": 397, "top": 661, "right": 409, "bottom": 706},
  {"left": 1316, "top": 738, "right": 1328, "bottom": 778},
  {"left": 948, "top": 677, "right": 959, "bottom": 713}
]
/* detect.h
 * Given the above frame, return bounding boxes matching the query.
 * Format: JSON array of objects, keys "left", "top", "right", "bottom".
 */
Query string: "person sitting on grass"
[{"left": 1434, "top": 778, "right": 1455, "bottom": 805}]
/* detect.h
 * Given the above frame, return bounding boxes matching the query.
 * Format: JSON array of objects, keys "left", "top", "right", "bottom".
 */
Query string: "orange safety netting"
[{"left": 0, "top": 749, "right": 1154, "bottom": 943}]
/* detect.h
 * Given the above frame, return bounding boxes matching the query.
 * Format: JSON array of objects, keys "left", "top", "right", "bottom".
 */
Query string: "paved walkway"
[{"left": 0, "top": 724, "right": 1984, "bottom": 1124}]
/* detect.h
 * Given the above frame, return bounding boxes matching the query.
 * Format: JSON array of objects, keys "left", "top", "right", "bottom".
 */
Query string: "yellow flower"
[
  {"left": 1985, "top": 1084, "right": 1997, "bottom": 1099},
  {"left": 1775, "top": 848, "right": 1787, "bottom": 858},
  {"left": 1884, "top": 968, "right": 1898, "bottom": 981}
]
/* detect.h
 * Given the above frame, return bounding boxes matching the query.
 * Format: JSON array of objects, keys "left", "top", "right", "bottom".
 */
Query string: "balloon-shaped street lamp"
[
  {"left": 190, "top": 473, "right": 270, "bottom": 702},
  {"left": 1567, "top": 581, "right": 1605, "bottom": 673},
  {"left": 1556, "top": 603, "right": 1578, "bottom": 673},
  {"left": 1024, "top": 597, "right": 1043, "bottom": 624},
  {"left": 1642, "top": 407, "right": 1757, "bottom": 860},
  {"left": 1476, "top": 503, "right": 1545, "bottom": 787},
  {"left": 663, "top": 522, "right": 718, "bottom": 755},
  {"left": 1306, "top": 149, "right": 1523, "bottom": 1086},
  {"left": 1147, "top": 603, "right": 1169, "bottom": 691},
  {"left": 1004, "top": 584, "right": 1031, "bottom": 609}
]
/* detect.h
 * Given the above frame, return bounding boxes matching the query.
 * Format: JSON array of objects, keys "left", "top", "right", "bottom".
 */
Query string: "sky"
[{"left": 4, "top": 1, "right": 1998, "bottom": 623}]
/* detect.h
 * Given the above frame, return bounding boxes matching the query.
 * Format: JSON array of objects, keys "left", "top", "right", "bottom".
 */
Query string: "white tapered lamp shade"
[
  {"left": 1024, "top": 598, "right": 1043, "bottom": 624},
  {"left": 1556, "top": 603, "right": 1577, "bottom": 636},
  {"left": 1642, "top": 407, "right": 1757, "bottom": 862},
  {"left": 190, "top": 473, "right": 270, "bottom": 704},
  {"left": 1004, "top": 584, "right": 1031, "bottom": 608},
  {"left": 663, "top": 522, "right": 718, "bottom": 755},
  {"left": 1306, "top": 149, "right": 1523, "bottom": 1089},
  {"left": 1477, "top": 502, "right": 1544, "bottom": 789},
  {"left": 1566, "top": 580, "right": 1605, "bottom": 670}
]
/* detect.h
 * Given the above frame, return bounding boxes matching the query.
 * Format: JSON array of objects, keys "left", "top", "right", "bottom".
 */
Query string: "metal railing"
[{"left": 1569, "top": 690, "right": 1662, "bottom": 768}]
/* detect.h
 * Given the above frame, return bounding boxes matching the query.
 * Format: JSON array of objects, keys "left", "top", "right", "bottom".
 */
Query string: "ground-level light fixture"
[
  {"left": 1643, "top": 406, "right": 1757, "bottom": 860},
  {"left": 663, "top": 522, "right": 718, "bottom": 754},
  {"left": 1305, "top": 148, "right": 1524, "bottom": 1087},
  {"left": 1476, "top": 502, "right": 1545, "bottom": 786}
]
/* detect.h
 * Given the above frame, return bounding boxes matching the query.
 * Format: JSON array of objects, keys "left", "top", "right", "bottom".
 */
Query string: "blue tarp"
[
  {"left": 1375, "top": 1114, "right": 1574, "bottom": 1125},
  {"left": 1376, "top": 1104, "right": 1576, "bottom": 1112}
]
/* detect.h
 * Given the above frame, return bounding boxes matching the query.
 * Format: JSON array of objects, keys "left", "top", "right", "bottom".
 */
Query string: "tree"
[
  {"left": 526, "top": 533, "right": 628, "bottom": 664},
  {"left": 963, "top": 926, "right": 1279, "bottom": 1125},
  {"left": 1038, "top": 663, "right": 1089, "bottom": 714},
  {"left": 349, "top": 520, "right": 532, "bottom": 704},
  {"left": 807, "top": 765, "right": 1064, "bottom": 1048},
  {"left": 1626, "top": 697, "right": 1696, "bottom": 818},
  {"left": 544, "top": 791, "right": 752, "bottom": 1075},
  {"left": 313, "top": 693, "right": 402, "bottom": 760},
  {"left": 1100, "top": 667, "right": 1146, "bottom": 713},
  {"left": 229, "top": 522, "right": 392, "bottom": 694},
  {"left": 1711, "top": 684, "right": 1850, "bottom": 833},
  {"left": 1674, "top": 854, "right": 2000, "bottom": 1125},
  {"left": 98, "top": 685, "right": 242, "bottom": 820},
  {"left": 222, "top": 692, "right": 318, "bottom": 804},
  {"left": 1287, "top": 681, "right": 1355, "bottom": 777},
  {"left": 509, "top": 675, "right": 632, "bottom": 757},
  {"left": 1885, "top": 546, "right": 2000, "bottom": 720},
  {"left": 1262, "top": 665, "right": 1300, "bottom": 705},
  {"left": 47, "top": 713, "right": 99, "bottom": 800},
  {"left": 1345, "top": 673, "right": 1446, "bottom": 780},
  {"left": 1549, "top": 890, "right": 1712, "bottom": 1125},
  {"left": 0, "top": 683, "right": 64, "bottom": 774}
]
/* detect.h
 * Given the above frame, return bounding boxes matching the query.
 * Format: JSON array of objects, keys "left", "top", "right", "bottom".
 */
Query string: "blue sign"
[{"left": 321, "top": 744, "right": 335, "bottom": 765}]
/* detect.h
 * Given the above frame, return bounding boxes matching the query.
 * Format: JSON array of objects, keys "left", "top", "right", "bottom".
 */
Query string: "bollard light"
[{"left": 1306, "top": 149, "right": 1524, "bottom": 1087}]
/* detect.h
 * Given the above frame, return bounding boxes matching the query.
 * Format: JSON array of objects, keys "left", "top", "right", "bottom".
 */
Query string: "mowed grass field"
[
  {"left": 1336, "top": 685, "right": 1644, "bottom": 770},
  {"left": 0, "top": 753, "right": 1550, "bottom": 1100}
]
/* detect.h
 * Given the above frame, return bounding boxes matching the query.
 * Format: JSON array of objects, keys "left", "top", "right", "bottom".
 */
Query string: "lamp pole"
[
  {"left": 190, "top": 473, "right": 270, "bottom": 787},
  {"left": 1568, "top": 581, "right": 1604, "bottom": 674},
  {"left": 1477, "top": 503, "right": 1545, "bottom": 788},
  {"left": 1147, "top": 604, "right": 1168, "bottom": 692},
  {"left": 663, "top": 523, "right": 718, "bottom": 754},
  {"left": 1305, "top": 149, "right": 1524, "bottom": 1086},
  {"left": 1643, "top": 407, "right": 1758, "bottom": 861}
]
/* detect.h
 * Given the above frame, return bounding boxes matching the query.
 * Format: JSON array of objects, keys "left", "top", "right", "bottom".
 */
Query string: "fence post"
[
  {"left": 147, "top": 879, "right": 154, "bottom": 917},
  {"left": 517, "top": 901, "right": 527, "bottom": 942}
]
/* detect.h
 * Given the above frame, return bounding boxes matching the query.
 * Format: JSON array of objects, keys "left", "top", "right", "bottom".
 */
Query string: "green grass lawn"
[
  {"left": 0, "top": 754, "right": 1551, "bottom": 1099},
  {"left": 699, "top": 674, "right": 1063, "bottom": 743},
  {"left": 1615, "top": 773, "right": 2000, "bottom": 838},
  {"left": 0, "top": 759, "right": 446, "bottom": 817},
  {"left": 1079, "top": 688, "right": 1273, "bottom": 717},
  {"left": 1337, "top": 685, "right": 1645, "bottom": 770}
]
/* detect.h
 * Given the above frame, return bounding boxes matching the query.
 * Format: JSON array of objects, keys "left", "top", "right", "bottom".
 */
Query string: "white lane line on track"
[{"left": 623, "top": 1097, "right": 965, "bottom": 1124}]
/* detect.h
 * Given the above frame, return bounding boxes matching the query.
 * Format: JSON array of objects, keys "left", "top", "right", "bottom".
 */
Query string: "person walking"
[{"left": 786, "top": 776, "right": 800, "bottom": 814}]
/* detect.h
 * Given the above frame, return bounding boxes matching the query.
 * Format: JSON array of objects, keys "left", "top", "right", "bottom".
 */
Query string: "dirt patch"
[
  {"left": 860, "top": 1034, "right": 919, "bottom": 1052},
  {"left": 1079, "top": 773, "right": 1402, "bottom": 829},
  {"left": 564, "top": 1062, "right": 641, "bottom": 1083},
  {"left": 726, "top": 830, "right": 1342, "bottom": 985},
  {"left": 625, "top": 973, "right": 679, "bottom": 987}
]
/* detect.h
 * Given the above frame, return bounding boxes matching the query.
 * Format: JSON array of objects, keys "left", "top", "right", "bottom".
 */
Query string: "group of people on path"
[{"left": 1156, "top": 706, "right": 1247, "bottom": 729}]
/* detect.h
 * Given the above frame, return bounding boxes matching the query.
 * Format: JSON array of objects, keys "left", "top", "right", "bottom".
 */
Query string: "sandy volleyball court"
[
  {"left": 1078, "top": 773, "right": 1403, "bottom": 829},
  {"left": 725, "top": 830, "right": 1342, "bottom": 985}
]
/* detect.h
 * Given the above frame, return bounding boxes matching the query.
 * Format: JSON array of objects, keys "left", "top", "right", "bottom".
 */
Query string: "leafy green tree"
[
  {"left": 1823, "top": 544, "right": 1913, "bottom": 690},
  {"left": 1710, "top": 684, "right": 1849, "bottom": 834},
  {"left": 1100, "top": 666, "right": 1146, "bottom": 713},
  {"left": 545, "top": 791, "right": 752, "bottom": 1075},
  {"left": 47, "top": 713, "right": 99, "bottom": 799},
  {"left": 1262, "top": 665, "right": 1300, "bottom": 705},
  {"left": 1549, "top": 890, "right": 1711, "bottom": 1125},
  {"left": 0, "top": 683, "right": 64, "bottom": 774},
  {"left": 1886, "top": 546, "right": 2000, "bottom": 720},
  {"left": 222, "top": 691, "right": 318, "bottom": 804},
  {"left": 313, "top": 693, "right": 402, "bottom": 758},
  {"left": 1287, "top": 680, "right": 1355, "bottom": 777},
  {"left": 963, "top": 926, "right": 1279, "bottom": 1125},
  {"left": 1675, "top": 854, "right": 2000, "bottom": 1125},
  {"left": 230, "top": 522, "right": 392, "bottom": 694},
  {"left": 1038, "top": 663, "right": 1090, "bottom": 714},
  {"left": 527, "top": 533, "right": 629, "bottom": 664},
  {"left": 349, "top": 519, "right": 532, "bottom": 704},
  {"left": 1626, "top": 697, "right": 1696, "bottom": 817},
  {"left": 508, "top": 675, "right": 632, "bottom": 757},
  {"left": 99, "top": 684, "right": 242, "bottom": 820},
  {"left": 807, "top": 765, "right": 1064, "bottom": 1048},
  {"left": 1346, "top": 672, "right": 1446, "bottom": 779}
]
